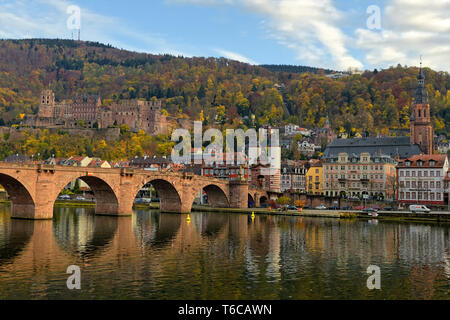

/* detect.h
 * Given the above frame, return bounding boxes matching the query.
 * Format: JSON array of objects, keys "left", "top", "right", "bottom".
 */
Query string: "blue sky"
[{"left": 0, "top": 0, "right": 449, "bottom": 72}]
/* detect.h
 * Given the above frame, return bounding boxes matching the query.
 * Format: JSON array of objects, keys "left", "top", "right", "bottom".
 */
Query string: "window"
[
  {"left": 437, "top": 193, "right": 441, "bottom": 200},
  {"left": 406, "top": 181, "right": 410, "bottom": 188},
  {"left": 400, "top": 181, "right": 405, "bottom": 188},
  {"left": 400, "top": 171, "right": 404, "bottom": 177},
  {"left": 430, "top": 171, "right": 434, "bottom": 177},
  {"left": 436, "top": 171, "right": 441, "bottom": 177},
  {"left": 436, "top": 181, "right": 441, "bottom": 188},
  {"left": 406, "top": 192, "right": 410, "bottom": 199},
  {"left": 424, "top": 181, "right": 428, "bottom": 188},
  {"left": 400, "top": 192, "right": 404, "bottom": 200},
  {"left": 406, "top": 171, "right": 410, "bottom": 177},
  {"left": 412, "top": 192, "right": 416, "bottom": 199},
  {"left": 412, "top": 171, "right": 416, "bottom": 177},
  {"left": 424, "top": 171, "right": 428, "bottom": 177},
  {"left": 430, "top": 193, "right": 435, "bottom": 201},
  {"left": 412, "top": 181, "right": 416, "bottom": 188}
]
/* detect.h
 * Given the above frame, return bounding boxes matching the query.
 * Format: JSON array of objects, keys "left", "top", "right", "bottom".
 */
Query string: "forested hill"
[{"left": 0, "top": 38, "right": 449, "bottom": 136}]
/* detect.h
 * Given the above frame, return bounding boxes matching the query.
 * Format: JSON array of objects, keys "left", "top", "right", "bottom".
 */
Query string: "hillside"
[{"left": 0, "top": 38, "right": 449, "bottom": 137}]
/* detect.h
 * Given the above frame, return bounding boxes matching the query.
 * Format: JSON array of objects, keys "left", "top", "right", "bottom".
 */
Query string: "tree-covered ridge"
[{"left": 0, "top": 39, "right": 449, "bottom": 137}]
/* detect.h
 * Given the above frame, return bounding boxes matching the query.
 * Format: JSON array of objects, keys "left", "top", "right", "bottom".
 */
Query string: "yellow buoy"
[
  {"left": 186, "top": 214, "right": 191, "bottom": 225},
  {"left": 251, "top": 212, "right": 255, "bottom": 220}
]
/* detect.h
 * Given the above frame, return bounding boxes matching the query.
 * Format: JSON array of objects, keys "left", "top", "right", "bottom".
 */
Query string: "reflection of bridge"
[{"left": 0, "top": 162, "right": 268, "bottom": 220}]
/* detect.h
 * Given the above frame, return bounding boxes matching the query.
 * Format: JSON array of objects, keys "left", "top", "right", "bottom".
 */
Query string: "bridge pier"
[
  {"left": 11, "top": 204, "right": 37, "bottom": 220},
  {"left": 229, "top": 181, "right": 248, "bottom": 209}
]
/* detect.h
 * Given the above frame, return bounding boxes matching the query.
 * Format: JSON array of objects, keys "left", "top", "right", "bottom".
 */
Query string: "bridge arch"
[
  {"left": 191, "top": 183, "right": 230, "bottom": 212},
  {"left": 0, "top": 173, "right": 36, "bottom": 219},
  {"left": 52, "top": 174, "right": 120, "bottom": 216},
  {"left": 248, "top": 193, "right": 255, "bottom": 208},
  {"left": 132, "top": 178, "right": 183, "bottom": 213}
]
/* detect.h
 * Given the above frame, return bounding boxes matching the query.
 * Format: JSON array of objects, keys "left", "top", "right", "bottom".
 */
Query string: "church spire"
[{"left": 414, "top": 58, "right": 428, "bottom": 104}]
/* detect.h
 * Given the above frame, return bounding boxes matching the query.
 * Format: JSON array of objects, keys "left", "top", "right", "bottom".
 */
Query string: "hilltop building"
[{"left": 24, "top": 89, "right": 167, "bottom": 135}]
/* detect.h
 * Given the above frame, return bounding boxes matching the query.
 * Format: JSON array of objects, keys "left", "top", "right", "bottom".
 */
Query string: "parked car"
[
  {"left": 383, "top": 206, "right": 395, "bottom": 211},
  {"left": 134, "top": 198, "right": 149, "bottom": 204},
  {"left": 409, "top": 205, "right": 431, "bottom": 213},
  {"left": 287, "top": 205, "right": 298, "bottom": 210},
  {"left": 362, "top": 208, "right": 378, "bottom": 213},
  {"left": 341, "top": 206, "right": 351, "bottom": 210},
  {"left": 303, "top": 205, "right": 311, "bottom": 209},
  {"left": 75, "top": 196, "right": 85, "bottom": 201},
  {"left": 151, "top": 198, "right": 160, "bottom": 203},
  {"left": 315, "top": 204, "right": 327, "bottom": 210},
  {"left": 328, "top": 206, "right": 339, "bottom": 210},
  {"left": 372, "top": 206, "right": 382, "bottom": 211},
  {"left": 58, "top": 194, "right": 71, "bottom": 200},
  {"left": 353, "top": 205, "right": 365, "bottom": 210}
]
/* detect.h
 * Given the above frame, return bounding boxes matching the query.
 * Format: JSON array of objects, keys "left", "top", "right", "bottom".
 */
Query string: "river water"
[{"left": 0, "top": 204, "right": 448, "bottom": 299}]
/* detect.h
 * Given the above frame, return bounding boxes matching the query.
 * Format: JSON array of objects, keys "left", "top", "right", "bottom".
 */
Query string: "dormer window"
[
  {"left": 429, "top": 161, "right": 435, "bottom": 166},
  {"left": 417, "top": 161, "right": 423, "bottom": 167},
  {"left": 405, "top": 161, "right": 411, "bottom": 167}
]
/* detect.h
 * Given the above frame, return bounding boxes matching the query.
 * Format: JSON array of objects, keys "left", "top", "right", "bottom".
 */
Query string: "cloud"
[
  {"left": 167, "top": 0, "right": 364, "bottom": 70},
  {"left": 0, "top": 0, "right": 189, "bottom": 56},
  {"left": 355, "top": 0, "right": 450, "bottom": 71},
  {"left": 214, "top": 48, "right": 258, "bottom": 64}
]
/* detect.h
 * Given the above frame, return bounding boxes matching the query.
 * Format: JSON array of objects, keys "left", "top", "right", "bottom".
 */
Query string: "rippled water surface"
[{"left": 0, "top": 204, "right": 449, "bottom": 299}]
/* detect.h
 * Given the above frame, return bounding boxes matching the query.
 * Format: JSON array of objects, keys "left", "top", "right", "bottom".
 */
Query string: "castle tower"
[
  {"left": 410, "top": 64, "right": 434, "bottom": 155},
  {"left": 38, "top": 89, "right": 55, "bottom": 118}
]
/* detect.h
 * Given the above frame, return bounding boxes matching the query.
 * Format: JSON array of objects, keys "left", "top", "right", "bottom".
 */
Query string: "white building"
[{"left": 397, "top": 155, "right": 449, "bottom": 206}]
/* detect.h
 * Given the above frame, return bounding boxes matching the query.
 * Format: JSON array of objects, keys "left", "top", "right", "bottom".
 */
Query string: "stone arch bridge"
[{"left": 0, "top": 162, "right": 260, "bottom": 220}]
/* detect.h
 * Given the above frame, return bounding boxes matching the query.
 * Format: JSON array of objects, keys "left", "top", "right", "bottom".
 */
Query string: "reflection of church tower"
[
  {"left": 410, "top": 64, "right": 434, "bottom": 155},
  {"left": 38, "top": 89, "right": 55, "bottom": 118}
]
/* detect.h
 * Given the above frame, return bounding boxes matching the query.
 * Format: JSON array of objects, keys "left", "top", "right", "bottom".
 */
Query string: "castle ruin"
[{"left": 24, "top": 90, "right": 167, "bottom": 135}]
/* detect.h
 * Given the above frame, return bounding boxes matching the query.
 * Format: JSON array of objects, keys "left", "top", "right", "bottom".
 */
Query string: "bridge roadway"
[{"left": 0, "top": 162, "right": 269, "bottom": 220}]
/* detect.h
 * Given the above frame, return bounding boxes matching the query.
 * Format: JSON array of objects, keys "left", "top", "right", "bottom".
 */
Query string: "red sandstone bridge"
[{"left": 0, "top": 162, "right": 268, "bottom": 220}]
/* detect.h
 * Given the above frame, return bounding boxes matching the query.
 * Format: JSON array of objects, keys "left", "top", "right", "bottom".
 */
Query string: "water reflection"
[
  {"left": 0, "top": 205, "right": 448, "bottom": 300},
  {"left": 53, "top": 207, "right": 118, "bottom": 259},
  {"left": 0, "top": 214, "right": 34, "bottom": 266}
]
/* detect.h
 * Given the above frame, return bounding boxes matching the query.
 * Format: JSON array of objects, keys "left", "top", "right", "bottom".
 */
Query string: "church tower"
[{"left": 410, "top": 64, "right": 434, "bottom": 155}]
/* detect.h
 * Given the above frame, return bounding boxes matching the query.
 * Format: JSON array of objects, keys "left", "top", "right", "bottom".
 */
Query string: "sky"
[{"left": 0, "top": 0, "right": 450, "bottom": 72}]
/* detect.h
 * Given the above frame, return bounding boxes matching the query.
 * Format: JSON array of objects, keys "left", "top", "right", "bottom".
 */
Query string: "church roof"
[{"left": 323, "top": 137, "right": 422, "bottom": 159}]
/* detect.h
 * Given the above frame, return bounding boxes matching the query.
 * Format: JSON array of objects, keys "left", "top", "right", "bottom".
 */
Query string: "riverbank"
[
  {"left": 190, "top": 205, "right": 450, "bottom": 223},
  {"left": 1, "top": 200, "right": 449, "bottom": 223}
]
